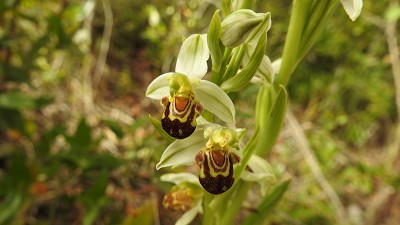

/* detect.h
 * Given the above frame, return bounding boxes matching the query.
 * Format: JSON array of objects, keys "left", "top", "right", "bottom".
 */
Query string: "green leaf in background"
[
  {"left": 0, "top": 0, "right": 19, "bottom": 13},
  {"left": 102, "top": 119, "right": 124, "bottom": 138},
  {"left": 0, "top": 108, "right": 25, "bottom": 132},
  {"left": 65, "top": 118, "right": 92, "bottom": 151},
  {"left": 122, "top": 200, "right": 154, "bottom": 225},
  {"left": 35, "top": 126, "right": 65, "bottom": 157},
  {"left": 0, "top": 192, "right": 25, "bottom": 224},
  {"left": 241, "top": 180, "right": 290, "bottom": 225},
  {"left": 0, "top": 92, "right": 52, "bottom": 109},
  {"left": 4, "top": 154, "right": 32, "bottom": 191},
  {"left": 385, "top": 4, "right": 400, "bottom": 21},
  {"left": 80, "top": 170, "right": 109, "bottom": 225},
  {"left": 1, "top": 64, "right": 29, "bottom": 82}
]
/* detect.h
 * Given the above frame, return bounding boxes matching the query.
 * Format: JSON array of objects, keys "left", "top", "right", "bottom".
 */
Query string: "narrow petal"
[
  {"left": 243, "top": 44, "right": 274, "bottom": 83},
  {"left": 156, "top": 129, "right": 207, "bottom": 170},
  {"left": 194, "top": 80, "right": 236, "bottom": 126},
  {"left": 161, "top": 173, "right": 199, "bottom": 185},
  {"left": 146, "top": 72, "right": 173, "bottom": 100},
  {"left": 175, "top": 200, "right": 202, "bottom": 225},
  {"left": 340, "top": 0, "right": 363, "bottom": 21},
  {"left": 175, "top": 34, "right": 210, "bottom": 79}
]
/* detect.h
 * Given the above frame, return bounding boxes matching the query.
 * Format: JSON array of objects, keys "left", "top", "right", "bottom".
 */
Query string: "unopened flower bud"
[
  {"left": 163, "top": 183, "right": 202, "bottom": 211},
  {"left": 220, "top": 9, "right": 270, "bottom": 48}
]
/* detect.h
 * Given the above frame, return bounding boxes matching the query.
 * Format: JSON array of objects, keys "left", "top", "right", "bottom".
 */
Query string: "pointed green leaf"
[
  {"left": 255, "top": 83, "right": 274, "bottom": 126},
  {"left": 148, "top": 115, "right": 175, "bottom": 143},
  {"left": 241, "top": 180, "right": 290, "bottom": 225},
  {"left": 208, "top": 10, "right": 223, "bottom": 73},
  {"left": 146, "top": 73, "right": 172, "bottom": 100},
  {"left": 156, "top": 129, "right": 207, "bottom": 170},
  {"left": 222, "top": 44, "right": 246, "bottom": 81},
  {"left": 0, "top": 91, "right": 50, "bottom": 109},
  {"left": 255, "top": 85, "right": 287, "bottom": 156},
  {"left": 243, "top": 47, "right": 274, "bottom": 83},
  {"left": 221, "top": 33, "right": 266, "bottom": 92},
  {"left": 175, "top": 34, "right": 209, "bottom": 79},
  {"left": 340, "top": 0, "right": 363, "bottom": 21},
  {"left": 0, "top": 192, "right": 24, "bottom": 224},
  {"left": 194, "top": 80, "right": 236, "bottom": 125}
]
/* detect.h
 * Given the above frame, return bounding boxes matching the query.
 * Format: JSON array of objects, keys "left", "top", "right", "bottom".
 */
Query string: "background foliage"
[{"left": 0, "top": 0, "right": 399, "bottom": 224}]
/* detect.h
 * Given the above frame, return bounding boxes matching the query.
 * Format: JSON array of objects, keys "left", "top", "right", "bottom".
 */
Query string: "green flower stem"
[
  {"left": 275, "top": 0, "right": 310, "bottom": 87},
  {"left": 255, "top": 85, "right": 287, "bottom": 157},
  {"left": 235, "top": 127, "right": 261, "bottom": 178},
  {"left": 202, "top": 192, "right": 215, "bottom": 225},
  {"left": 211, "top": 47, "right": 232, "bottom": 85},
  {"left": 219, "top": 181, "right": 252, "bottom": 225},
  {"left": 276, "top": 0, "right": 338, "bottom": 87}
]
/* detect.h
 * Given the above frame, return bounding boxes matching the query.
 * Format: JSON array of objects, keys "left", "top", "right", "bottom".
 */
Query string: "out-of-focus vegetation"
[{"left": 0, "top": 0, "right": 399, "bottom": 225}]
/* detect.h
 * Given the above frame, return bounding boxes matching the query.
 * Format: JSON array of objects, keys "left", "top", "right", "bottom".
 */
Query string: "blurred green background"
[{"left": 0, "top": 0, "right": 399, "bottom": 224}]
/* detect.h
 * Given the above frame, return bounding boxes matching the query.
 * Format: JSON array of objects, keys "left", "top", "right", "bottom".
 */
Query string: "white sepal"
[
  {"left": 340, "top": 0, "right": 363, "bottom": 21},
  {"left": 194, "top": 80, "right": 236, "bottom": 126},
  {"left": 175, "top": 34, "right": 210, "bottom": 79},
  {"left": 156, "top": 129, "right": 207, "bottom": 170},
  {"left": 145, "top": 72, "right": 172, "bottom": 100}
]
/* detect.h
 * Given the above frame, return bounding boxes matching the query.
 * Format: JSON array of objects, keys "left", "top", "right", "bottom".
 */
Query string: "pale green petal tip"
[{"left": 340, "top": 0, "right": 363, "bottom": 21}]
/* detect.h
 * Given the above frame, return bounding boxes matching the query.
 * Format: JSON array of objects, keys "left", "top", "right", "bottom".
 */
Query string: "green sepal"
[
  {"left": 148, "top": 115, "right": 175, "bottom": 143},
  {"left": 208, "top": 10, "right": 223, "bottom": 74},
  {"left": 221, "top": 32, "right": 266, "bottom": 92},
  {"left": 243, "top": 48, "right": 274, "bottom": 83},
  {"left": 241, "top": 180, "right": 290, "bottom": 225},
  {"left": 194, "top": 80, "right": 236, "bottom": 126},
  {"left": 255, "top": 85, "right": 287, "bottom": 156},
  {"left": 221, "top": 0, "right": 232, "bottom": 17},
  {"left": 222, "top": 44, "right": 246, "bottom": 82},
  {"left": 169, "top": 73, "right": 194, "bottom": 97}
]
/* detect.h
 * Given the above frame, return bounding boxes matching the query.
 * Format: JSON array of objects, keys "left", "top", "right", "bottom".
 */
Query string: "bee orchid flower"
[{"left": 146, "top": 34, "right": 236, "bottom": 139}]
